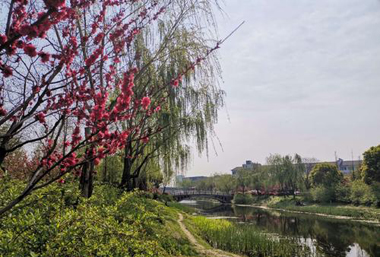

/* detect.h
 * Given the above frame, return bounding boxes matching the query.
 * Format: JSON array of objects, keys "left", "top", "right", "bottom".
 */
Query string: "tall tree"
[
  {"left": 310, "top": 163, "right": 343, "bottom": 188},
  {"left": 236, "top": 168, "right": 252, "bottom": 194},
  {"left": 118, "top": 0, "right": 224, "bottom": 190},
  {"left": 361, "top": 144, "right": 380, "bottom": 185},
  {"left": 266, "top": 154, "right": 305, "bottom": 196},
  {"left": 214, "top": 174, "right": 236, "bottom": 194},
  {"left": 302, "top": 157, "right": 319, "bottom": 189}
]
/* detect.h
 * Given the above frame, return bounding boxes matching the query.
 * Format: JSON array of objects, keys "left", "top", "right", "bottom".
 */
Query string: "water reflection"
[{"left": 180, "top": 200, "right": 380, "bottom": 257}]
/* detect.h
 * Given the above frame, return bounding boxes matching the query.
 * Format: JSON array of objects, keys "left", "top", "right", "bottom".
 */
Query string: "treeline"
[{"left": 180, "top": 144, "right": 380, "bottom": 207}]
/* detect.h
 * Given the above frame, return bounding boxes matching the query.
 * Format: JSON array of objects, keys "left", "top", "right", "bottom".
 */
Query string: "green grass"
[
  {"left": 266, "top": 196, "right": 380, "bottom": 221},
  {"left": 186, "top": 216, "right": 312, "bottom": 257},
  {"left": 0, "top": 180, "right": 200, "bottom": 257}
]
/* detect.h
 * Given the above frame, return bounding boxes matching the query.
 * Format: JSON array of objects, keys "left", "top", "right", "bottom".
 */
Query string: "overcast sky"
[{"left": 186, "top": 0, "right": 380, "bottom": 177}]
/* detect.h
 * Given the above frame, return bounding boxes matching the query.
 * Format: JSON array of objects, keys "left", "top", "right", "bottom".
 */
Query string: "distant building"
[
  {"left": 232, "top": 158, "right": 362, "bottom": 176},
  {"left": 232, "top": 160, "right": 261, "bottom": 175},
  {"left": 175, "top": 175, "right": 185, "bottom": 186},
  {"left": 183, "top": 176, "right": 208, "bottom": 182},
  {"left": 305, "top": 158, "right": 362, "bottom": 174}
]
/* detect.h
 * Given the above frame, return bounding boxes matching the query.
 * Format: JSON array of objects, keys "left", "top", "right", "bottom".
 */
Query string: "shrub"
[
  {"left": 301, "top": 191, "right": 314, "bottom": 202},
  {"left": 371, "top": 182, "right": 380, "bottom": 207},
  {"left": 154, "top": 193, "right": 174, "bottom": 203},
  {"left": 310, "top": 186, "right": 335, "bottom": 203},
  {"left": 233, "top": 193, "right": 254, "bottom": 204},
  {"left": 335, "top": 183, "right": 351, "bottom": 203},
  {"left": 350, "top": 180, "right": 376, "bottom": 206},
  {"left": 0, "top": 181, "right": 195, "bottom": 257}
]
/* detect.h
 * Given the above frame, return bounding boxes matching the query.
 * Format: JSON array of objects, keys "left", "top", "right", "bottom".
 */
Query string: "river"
[{"left": 179, "top": 200, "right": 380, "bottom": 257}]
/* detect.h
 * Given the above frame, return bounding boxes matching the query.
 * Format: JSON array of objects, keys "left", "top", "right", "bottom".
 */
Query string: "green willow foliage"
[
  {"left": 0, "top": 181, "right": 197, "bottom": 257},
  {"left": 114, "top": 0, "right": 225, "bottom": 186},
  {"left": 233, "top": 193, "right": 254, "bottom": 204}
]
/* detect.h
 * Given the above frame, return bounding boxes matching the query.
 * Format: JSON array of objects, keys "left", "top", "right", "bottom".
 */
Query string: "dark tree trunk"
[
  {"left": 138, "top": 178, "right": 148, "bottom": 191},
  {"left": 0, "top": 147, "right": 7, "bottom": 167},
  {"left": 132, "top": 176, "right": 137, "bottom": 190},
  {"left": 121, "top": 144, "right": 133, "bottom": 191},
  {"left": 103, "top": 156, "right": 107, "bottom": 182},
  {"left": 120, "top": 139, "right": 134, "bottom": 191},
  {"left": 79, "top": 159, "right": 93, "bottom": 198},
  {"left": 79, "top": 128, "right": 94, "bottom": 198}
]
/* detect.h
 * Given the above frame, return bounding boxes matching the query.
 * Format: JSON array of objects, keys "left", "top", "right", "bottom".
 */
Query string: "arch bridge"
[{"left": 169, "top": 190, "right": 233, "bottom": 203}]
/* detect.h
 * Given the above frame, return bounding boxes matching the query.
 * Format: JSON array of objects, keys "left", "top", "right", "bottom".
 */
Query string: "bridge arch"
[{"left": 169, "top": 190, "right": 233, "bottom": 204}]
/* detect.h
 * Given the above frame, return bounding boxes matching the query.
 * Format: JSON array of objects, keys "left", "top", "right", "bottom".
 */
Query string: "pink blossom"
[
  {"left": 1, "top": 65, "right": 13, "bottom": 77},
  {"left": 38, "top": 51, "right": 50, "bottom": 63},
  {"left": 36, "top": 112, "right": 46, "bottom": 123},
  {"left": 141, "top": 97, "right": 151, "bottom": 110},
  {"left": 0, "top": 34, "right": 7, "bottom": 44},
  {"left": 24, "top": 44, "right": 37, "bottom": 57},
  {"left": 0, "top": 107, "right": 7, "bottom": 116},
  {"left": 33, "top": 86, "right": 41, "bottom": 94},
  {"left": 94, "top": 32, "right": 104, "bottom": 45},
  {"left": 19, "top": 25, "right": 33, "bottom": 36},
  {"left": 141, "top": 137, "right": 149, "bottom": 144},
  {"left": 43, "top": 0, "right": 65, "bottom": 9},
  {"left": 171, "top": 79, "right": 179, "bottom": 87}
]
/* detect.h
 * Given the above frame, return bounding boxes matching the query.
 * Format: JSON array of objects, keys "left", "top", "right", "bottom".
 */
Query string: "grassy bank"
[
  {"left": 262, "top": 196, "right": 380, "bottom": 221},
  {"left": 0, "top": 181, "right": 198, "bottom": 257},
  {"left": 184, "top": 215, "right": 312, "bottom": 257}
]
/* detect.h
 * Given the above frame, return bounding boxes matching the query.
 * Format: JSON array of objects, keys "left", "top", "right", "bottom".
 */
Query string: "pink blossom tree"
[
  {"left": 0, "top": 0, "right": 225, "bottom": 216},
  {"left": 0, "top": 0, "right": 173, "bottom": 216}
]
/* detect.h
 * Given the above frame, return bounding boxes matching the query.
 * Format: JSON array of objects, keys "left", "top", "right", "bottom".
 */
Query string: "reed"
[{"left": 190, "top": 216, "right": 312, "bottom": 257}]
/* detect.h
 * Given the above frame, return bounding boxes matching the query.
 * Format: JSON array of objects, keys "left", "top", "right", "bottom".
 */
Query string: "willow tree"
[
  {"left": 114, "top": 0, "right": 225, "bottom": 191},
  {"left": 266, "top": 154, "right": 305, "bottom": 196}
]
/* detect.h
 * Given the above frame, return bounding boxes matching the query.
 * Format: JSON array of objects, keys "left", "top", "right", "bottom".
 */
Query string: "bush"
[
  {"left": 350, "top": 180, "right": 376, "bottom": 206},
  {"left": 233, "top": 193, "right": 254, "bottom": 204},
  {"left": 301, "top": 191, "right": 313, "bottom": 202},
  {"left": 0, "top": 181, "right": 195, "bottom": 257},
  {"left": 310, "top": 186, "right": 335, "bottom": 203},
  {"left": 154, "top": 193, "right": 174, "bottom": 203},
  {"left": 335, "top": 183, "right": 351, "bottom": 203},
  {"left": 371, "top": 182, "right": 380, "bottom": 207}
]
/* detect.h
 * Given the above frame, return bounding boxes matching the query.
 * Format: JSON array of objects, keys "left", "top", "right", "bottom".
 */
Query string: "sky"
[{"left": 186, "top": 0, "right": 380, "bottom": 177}]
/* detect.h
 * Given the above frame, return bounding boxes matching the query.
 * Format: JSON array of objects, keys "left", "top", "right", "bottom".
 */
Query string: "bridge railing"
[{"left": 169, "top": 190, "right": 232, "bottom": 197}]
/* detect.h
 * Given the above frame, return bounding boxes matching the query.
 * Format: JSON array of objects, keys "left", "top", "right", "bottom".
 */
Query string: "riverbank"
[
  {"left": 179, "top": 199, "right": 380, "bottom": 257},
  {"left": 245, "top": 196, "right": 380, "bottom": 224}
]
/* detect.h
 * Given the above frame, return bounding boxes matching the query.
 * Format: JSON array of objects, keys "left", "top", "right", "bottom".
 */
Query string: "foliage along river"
[{"left": 179, "top": 200, "right": 380, "bottom": 257}]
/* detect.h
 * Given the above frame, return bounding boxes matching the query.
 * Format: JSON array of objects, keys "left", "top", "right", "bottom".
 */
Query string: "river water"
[{"left": 180, "top": 200, "right": 380, "bottom": 257}]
